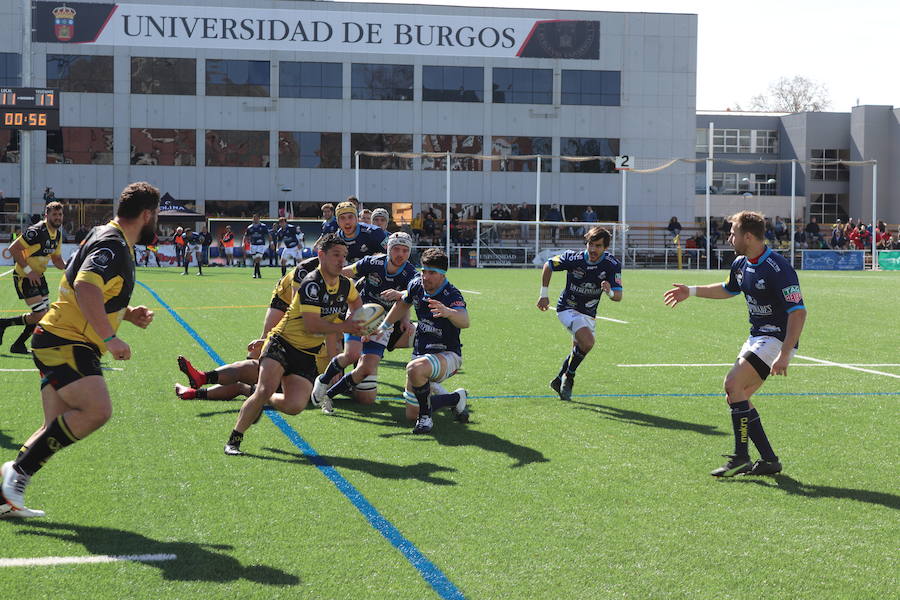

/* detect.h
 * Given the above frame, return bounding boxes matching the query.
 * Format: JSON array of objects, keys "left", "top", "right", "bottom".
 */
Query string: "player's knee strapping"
[
  {"left": 354, "top": 375, "right": 378, "bottom": 393},
  {"left": 425, "top": 354, "right": 442, "bottom": 380},
  {"left": 28, "top": 298, "right": 50, "bottom": 314},
  {"left": 403, "top": 390, "right": 418, "bottom": 405}
]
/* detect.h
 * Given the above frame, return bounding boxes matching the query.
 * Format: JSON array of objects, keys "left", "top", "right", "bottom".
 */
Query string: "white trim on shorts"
[
  {"left": 187, "top": 243, "right": 202, "bottom": 254},
  {"left": 281, "top": 246, "right": 302, "bottom": 261},
  {"left": 249, "top": 244, "right": 268, "bottom": 257},
  {"left": 557, "top": 308, "right": 596, "bottom": 338}
]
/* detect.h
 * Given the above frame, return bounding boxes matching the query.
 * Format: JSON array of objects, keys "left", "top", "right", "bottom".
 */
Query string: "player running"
[
  {"left": 274, "top": 216, "right": 304, "bottom": 276},
  {"left": 664, "top": 210, "right": 806, "bottom": 477},
  {"left": 243, "top": 215, "right": 270, "bottom": 279},
  {"left": 537, "top": 226, "right": 623, "bottom": 401}
]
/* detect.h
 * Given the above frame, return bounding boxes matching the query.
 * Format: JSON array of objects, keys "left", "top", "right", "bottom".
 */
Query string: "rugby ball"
[{"left": 351, "top": 303, "right": 386, "bottom": 336}]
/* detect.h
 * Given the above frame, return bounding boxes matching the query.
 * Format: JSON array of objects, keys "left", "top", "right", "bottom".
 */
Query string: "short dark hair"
[
  {"left": 421, "top": 247, "right": 449, "bottom": 271},
  {"left": 117, "top": 182, "right": 160, "bottom": 219},
  {"left": 346, "top": 195, "right": 359, "bottom": 206},
  {"left": 44, "top": 201, "right": 63, "bottom": 214},
  {"left": 317, "top": 232, "right": 347, "bottom": 253},
  {"left": 584, "top": 226, "right": 612, "bottom": 248},
  {"left": 321, "top": 203, "right": 334, "bottom": 211},
  {"left": 729, "top": 211, "right": 766, "bottom": 240}
]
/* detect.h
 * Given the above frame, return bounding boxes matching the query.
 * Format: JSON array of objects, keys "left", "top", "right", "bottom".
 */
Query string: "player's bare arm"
[
  {"left": 537, "top": 262, "right": 553, "bottom": 311},
  {"left": 664, "top": 282, "right": 735, "bottom": 307},
  {"left": 9, "top": 242, "right": 42, "bottom": 283},
  {"left": 124, "top": 306, "right": 154, "bottom": 329},
  {"left": 601, "top": 280, "right": 623, "bottom": 302},
  {"left": 73, "top": 280, "right": 131, "bottom": 360},
  {"left": 771, "top": 309, "right": 807, "bottom": 376}
]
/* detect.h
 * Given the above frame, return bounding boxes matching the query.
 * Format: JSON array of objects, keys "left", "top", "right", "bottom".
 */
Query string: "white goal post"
[{"left": 475, "top": 219, "right": 626, "bottom": 267}]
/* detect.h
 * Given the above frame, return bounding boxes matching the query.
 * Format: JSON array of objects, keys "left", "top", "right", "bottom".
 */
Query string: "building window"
[
  {"left": 492, "top": 68, "right": 552, "bottom": 104},
  {"left": 351, "top": 64, "right": 413, "bottom": 101},
  {"left": 755, "top": 130, "right": 778, "bottom": 154},
  {"left": 131, "top": 57, "right": 196, "bottom": 95},
  {"left": 205, "top": 60, "right": 269, "bottom": 97},
  {"left": 130, "top": 129, "right": 196, "bottom": 166},
  {"left": 809, "top": 149, "right": 849, "bottom": 181},
  {"left": 710, "top": 172, "right": 776, "bottom": 195},
  {"left": 490, "top": 136, "right": 551, "bottom": 172},
  {"left": 46, "top": 55, "right": 114, "bottom": 93},
  {"left": 560, "top": 138, "right": 619, "bottom": 173},
  {"left": 711, "top": 128, "right": 778, "bottom": 153},
  {"left": 422, "top": 66, "right": 483, "bottom": 102},
  {"left": 279, "top": 62, "right": 342, "bottom": 99},
  {"left": 0, "top": 130, "right": 19, "bottom": 163},
  {"left": 278, "top": 132, "right": 342, "bottom": 168},
  {"left": 47, "top": 127, "right": 114, "bottom": 164},
  {"left": 205, "top": 130, "right": 269, "bottom": 167},
  {"left": 561, "top": 70, "right": 620, "bottom": 106},
  {"left": 695, "top": 128, "right": 709, "bottom": 153},
  {"left": 0, "top": 53, "right": 21, "bottom": 87},
  {"left": 350, "top": 133, "right": 413, "bottom": 169},
  {"left": 422, "top": 135, "right": 483, "bottom": 171},
  {"left": 809, "top": 193, "right": 848, "bottom": 223}
]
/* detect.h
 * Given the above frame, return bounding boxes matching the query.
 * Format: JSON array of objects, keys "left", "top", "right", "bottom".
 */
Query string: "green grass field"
[{"left": 1, "top": 265, "right": 898, "bottom": 599}]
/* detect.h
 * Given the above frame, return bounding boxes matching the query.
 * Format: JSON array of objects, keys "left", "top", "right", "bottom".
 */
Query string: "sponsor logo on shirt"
[
  {"left": 782, "top": 285, "right": 802, "bottom": 303},
  {"left": 90, "top": 248, "right": 115, "bottom": 269},
  {"left": 746, "top": 296, "right": 773, "bottom": 316},
  {"left": 755, "top": 278, "right": 766, "bottom": 290}
]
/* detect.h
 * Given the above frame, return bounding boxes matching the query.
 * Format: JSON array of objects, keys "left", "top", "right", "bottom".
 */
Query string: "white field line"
[
  {"left": 457, "top": 289, "right": 482, "bottom": 295},
  {"left": 0, "top": 553, "right": 176, "bottom": 567},
  {"left": 794, "top": 354, "right": 900, "bottom": 380},
  {"left": 618, "top": 363, "right": 900, "bottom": 368},
  {"left": 0, "top": 269, "right": 13, "bottom": 278},
  {"left": 0, "top": 368, "right": 124, "bottom": 372},
  {"left": 549, "top": 307, "right": 628, "bottom": 324}
]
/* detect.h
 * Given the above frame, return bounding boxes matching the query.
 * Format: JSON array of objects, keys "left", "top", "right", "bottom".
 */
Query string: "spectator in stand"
[
  {"left": 569, "top": 216, "right": 584, "bottom": 238},
  {"left": 805, "top": 217, "right": 822, "bottom": 247},
  {"left": 423, "top": 211, "right": 436, "bottom": 244},
  {"left": 201, "top": 227, "right": 212, "bottom": 265},
  {"left": 709, "top": 219, "right": 721, "bottom": 249},
  {"left": 774, "top": 216, "right": 787, "bottom": 242},
  {"left": 666, "top": 216, "right": 683, "bottom": 247},
  {"left": 581, "top": 206, "right": 598, "bottom": 223},
  {"left": 411, "top": 211, "right": 424, "bottom": 241},
  {"left": 545, "top": 205, "right": 563, "bottom": 244},
  {"left": 173, "top": 226, "right": 186, "bottom": 267},
  {"left": 892, "top": 231, "right": 900, "bottom": 250},
  {"left": 764, "top": 222, "right": 777, "bottom": 245},
  {"left": 42, "top": 187, "right": 55, "bottom": 203},
  {"left": 794, "top": 225, "right": 807, "bottom": 249},
  {"left": 875, "top": 221, "right": 891, "bottom": 249},
  {"left": 830, "top": 222, "right": 848, "bottom": 250},
  {"left": 848, "top": 222, "right": 870, "bottom": 249}
]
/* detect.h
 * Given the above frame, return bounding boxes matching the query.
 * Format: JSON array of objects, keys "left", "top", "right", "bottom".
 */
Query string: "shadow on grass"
[
  {"left": 730, "top": 474, "right": 900, "bottom": 511},
  {"left": 251, "top": 446, "right": 458, "bottom": 486},
  {"left": 11, "top": 521, "right": 300, "bottom": 585},
  {"left": 0, "top": 429, "right": 21, "bottom": 452},
  {"left": 569, "top": 399, "right": 726, "bottom": 437},
  {"left": 194, "top": 408, "right": 241, "bottom": 418}
]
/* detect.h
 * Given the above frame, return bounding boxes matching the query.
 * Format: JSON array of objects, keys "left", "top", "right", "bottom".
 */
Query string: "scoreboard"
[{"left": 0, "top": 87, "right": 60, "bottom": 130}]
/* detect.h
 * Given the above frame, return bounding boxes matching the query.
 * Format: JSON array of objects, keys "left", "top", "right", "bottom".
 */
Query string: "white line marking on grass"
[
  {"left": 0, "top": 554, "right": 177, "bottom": 567},
  {"left": 618, "top": 363, "right": 900, "bottom": 368},
  {"left": 458, "top": 289, "right": 482, "bottom": 295},
  {"left": 597, "top": 316, "right": 629, "bottom": 324},
  {"left": 0, "top": 269, "right": 13, "bottom": 278},
  {"left": 0, "top": 368, "right": 124, "bottom": 372},
  {"left": 794, "top": 354, "right": 900, "bottom": 379}
]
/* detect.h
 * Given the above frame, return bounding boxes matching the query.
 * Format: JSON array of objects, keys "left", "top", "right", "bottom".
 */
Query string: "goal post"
[{"left": 475, "top": 219, "right": 625, "bottom": 268}]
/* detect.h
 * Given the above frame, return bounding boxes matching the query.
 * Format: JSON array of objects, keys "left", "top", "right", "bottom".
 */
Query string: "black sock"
[
  {"left": 566, "top": 346, "right": 587, "bottom": 375},
  {"left": 195, "top": 388, "right": 208, "bottom": 400},
  {"left": 413, "top": 382, "right": 432, "bottom": 416},
  {"left": 432, "top": 391, "right": 460, "bottom": 410},
  {"left": 227, "top": 429, "right": 243, "bottom": 448},
  {"left": 14, "top": 415, "right": 79, "bottom": 476},
  {"left": 198, "top": 264, "right": 202, "bottom": 274},
  {"left": 12, "top": 322, "right": 37, "bottom": 347},
  {"left": 255, "top": 263, "right": 261, "bottom": 277},
  {"left": 747, "top": 408, "right": 778, "bottom": 461},
  {"left": 557, "top": 355, "right": 571, "bottom": 379},
  {"left": 729, "top": 400, "right": 752, "bottom": 458},
  {"left": 327, "top": 372, "right": 358, "bottom": 399},
  {"left": 184, "top": 263, "right": 189, "bottom": 274},
  {"left": 205, "top": 370, "right": 219, "bottom": 384},
  {"left": 281, "top": 265, "right": 287, "bottom": 276},
  {"left": 320, "top": 357, "right": 344, "bottom": 383},
  {"left": 0, "top": 314, "right": 26, "bottom": 328}
]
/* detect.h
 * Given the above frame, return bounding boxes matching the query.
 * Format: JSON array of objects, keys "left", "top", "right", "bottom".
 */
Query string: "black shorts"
[
  {"left": 31, "top": 327, "right": 102, "bottom": 390},
  {"left": 13, "top": 273, "right": 49, "bottom": 300},
  {"left": 260, "top": 335, "right": 318, "bottom": 382},
  {"left": 269, "top": 297, "right": 289, "bottom": 312}
]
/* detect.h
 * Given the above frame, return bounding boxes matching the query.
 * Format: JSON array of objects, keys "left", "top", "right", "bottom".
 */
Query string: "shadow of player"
[
  {"left": 730, "top": 474, "right": 900, "bottom": 511},
  {"left": 569, "top": 399, "right": 726, "bottom": 437},
  {"left": 0, "top": 428, "right": 21, "bottom": 452},
  {"left": 10, "top": 521, "right": 300, "bottom": 585}
]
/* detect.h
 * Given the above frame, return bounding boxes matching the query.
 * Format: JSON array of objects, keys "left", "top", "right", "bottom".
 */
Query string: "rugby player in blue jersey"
[
  {"left": 333, "top": 201, "right": 388, "bottom": 263},
  {"left": 537, "top": 226, "right": 623, "bottom": 401},
  {"left": 664, "top": 211, "right": 806, "bottom": 477},
  {"left": 377, "top": 248, "right": 469, "bottom": 434},
  {"left": 243, "top": 214, "right": 270, "bottom": 279},
  {"left": 274, "top": 216, "right": 304, "bottom": 277},
  {"left": 312, "top": 232, "right": 419, "bottom": 412}
]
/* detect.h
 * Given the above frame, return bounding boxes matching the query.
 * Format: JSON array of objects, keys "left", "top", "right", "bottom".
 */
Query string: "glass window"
[
  {"left": 0, "top": 130, "right": 19, "bottom": 163},
  {"left": 422, "top": 135, "right": 483, "bottom": 171},
  {"left": 205, "top": 130, "right": 269, "bottom": 167},
  {"left": 695, "top": 128, "right": 708, "bottom": 153},
  {"left": 131, "top": 57, "right": 196, "bottom": 95},
  {"left": 351, "top": 64, "right": 413, "bottom": 101},
  {"left": 206, "top": 60, "right": 270, "bottom": 97},
  {"left": 559, "top": 138, "right": 619, "bottom": 173},
  {"left": 809, "top": 149, "right": 849, "bottom": 181},
  {"left": 711, "top": 172, "right": 776, "bottom": 195},
  {"left": 278, "top": 132, "right": 342, "bottom": 168},
  {"left": 561, "top": 70, "right": 620, "bottom": 106},
  {"left": 46, "top": 55, "right": 114, "bottom": 93},
  {"left": 47, "top": 127, "right": 114, "bottom": 164},
  {"left": 422, "top": 66, "right": 483, "bottom": 102},
  {"left": 0, "top": 53, "right": 21, "bottom": 87},
  {"left": 492, "top": 68, "right": 552, "bottom": 104},
  {"left": 809, "top": 193, "right": 849, "bottom": 223},
  {"left": 130, "top": 129, "right": 196, "bottom": 166},
  {"left": 350, "top": 133, "right": 413, "bottom": 169},
  {"left": 712, "top": 128, "right": 778, "bottom": 153},
  {"left": 279, "top": 62, "right": 342, "bottom": 99},
  {"left": 490, "top": 136, "right": 551, "bottom": 172}
]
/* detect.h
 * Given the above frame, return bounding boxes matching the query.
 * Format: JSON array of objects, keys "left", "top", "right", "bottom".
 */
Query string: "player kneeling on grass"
[
  {"left": 224, "top": 234, "right": 364, "bottom": 455},
  {"left": 377, "top": 248, "right": 469, "bottom": 434},
  {"left": 537, "top": 226, "right": 622, "bottom": 401},
  {"left": 664, "top": 210, "right": 806, "bottom": 477},
  {"left": 313, "top": 232, "right": 418, "bottom": 413}
]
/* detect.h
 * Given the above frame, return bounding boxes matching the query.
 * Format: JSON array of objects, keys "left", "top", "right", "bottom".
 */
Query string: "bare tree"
[{"left": 750, "top": 76, "right": 831, "bottom": 112}]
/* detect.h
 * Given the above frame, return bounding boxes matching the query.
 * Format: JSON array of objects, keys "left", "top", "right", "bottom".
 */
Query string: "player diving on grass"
[
  {"left": 537, "top": 226, "right": 622, "bottom": 401},
  {"left": 664, "top": 210, "right": 806, "bottom": 477},
  {"left": 376, "top": 248, "right": 469, "bottom": 434},
  {"left": 223, "top": 234, "right": 364, "bottom": 455},
  {"left": 311, "top": 231, "right": 418, "bottom": 413}
]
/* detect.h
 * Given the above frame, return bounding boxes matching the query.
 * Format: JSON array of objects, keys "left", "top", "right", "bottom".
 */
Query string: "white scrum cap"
[{"left": 387, "top": 231, "right": 413, "bottom": 250}]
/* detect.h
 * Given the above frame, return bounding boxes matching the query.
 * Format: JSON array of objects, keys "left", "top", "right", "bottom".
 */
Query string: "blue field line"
[{"left": 136, "top": 281, "right": 465, "bottom": 600}]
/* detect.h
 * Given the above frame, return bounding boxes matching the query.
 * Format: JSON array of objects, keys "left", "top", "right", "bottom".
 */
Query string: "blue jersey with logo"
[
  {"left": 723, "top": 247, "right": 805, "bottom": 343},
  {"left": 402, "top": 275, "right": 466, "bottom": 356},
  {"left": 322, "top": 218, "right": 338, "bottom": 234},
  {"left": 246, "top": 222, "right": 269, "bottom": 245},
  {"left": 549, "top": 250, "right": 622, "bottom": 318},
  {"left": 276, "top": 224, "right": 302, "bottom": 248},
  {"left": 185, "top": 231, "right": 202, "bottom": 245},
  {"left": 339, "top": 222, "right": 389, "bottom": 263},
  {"left": 350, "top": 254, "right": 419, "bottom": 309}
]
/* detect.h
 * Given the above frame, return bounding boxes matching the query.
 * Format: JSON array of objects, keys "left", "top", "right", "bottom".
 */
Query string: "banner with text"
[
  {"left": 32, "top": 2, "right": 599, "bottom": 59},
  {"left": 877, "top": 250, "right": 900, "bottom": 271},
  {"left": 801, "top": 250, "right": 865, "bottom": 271}
]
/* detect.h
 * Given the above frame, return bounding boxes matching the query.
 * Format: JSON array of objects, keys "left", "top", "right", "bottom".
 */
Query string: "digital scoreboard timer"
[{"left": 0, "top": 87, "right": 60, "bottom": 130}]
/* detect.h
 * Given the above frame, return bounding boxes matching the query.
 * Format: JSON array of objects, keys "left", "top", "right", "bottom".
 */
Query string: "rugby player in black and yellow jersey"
[
  {"left": 0, "top": 202, "right": 67, "bottom": 354},
  {"left": 224, "top": 233, "right": 364, "bottom": 455},
  {"left": 1, "top": 182, "right": 159, "bottom": 516}
]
